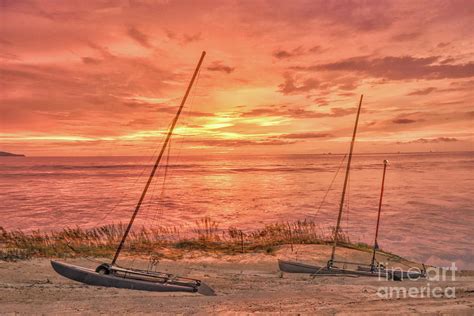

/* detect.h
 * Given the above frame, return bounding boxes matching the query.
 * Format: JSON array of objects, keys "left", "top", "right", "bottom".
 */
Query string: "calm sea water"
[{"left": 0, "top": 152, "right": 473, "bottom": 269}]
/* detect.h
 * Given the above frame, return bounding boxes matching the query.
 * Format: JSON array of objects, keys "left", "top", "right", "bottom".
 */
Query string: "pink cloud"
[
  {"left": 298, "top": 56, "right": 474, "bottom": 80},
  {"left": 274, "top": 132, "right": 332, "bottom": 139},
  {"left": 407, "top": 87, "right": 437, "bottom": 96},
  {"left": 1, "top": 0, "right": 473, "bottom": 155},
  {"left": 127, "top": 26, "right": 152, "bottom": 48},
  {"left": 206, "top": 61, "right": 235, "bottom": 74},
  {"left": 397, "top": 137, "right": 459, "bottom": 144}
]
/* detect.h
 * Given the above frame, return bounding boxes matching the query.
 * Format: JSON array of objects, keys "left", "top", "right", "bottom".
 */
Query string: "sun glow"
[
  {"left": 1, "top": 1, "right": 471, "bottom": 156},
  {"left": 129, "top": 96, "right": 172, "bottom": 104},
  {"left": 241, "top": 116, "right": 290, "bottom": 127}
]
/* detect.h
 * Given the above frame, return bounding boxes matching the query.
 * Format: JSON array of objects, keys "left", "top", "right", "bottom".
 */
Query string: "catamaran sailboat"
[
  {"left": 51, "top": 51, "right": 215, "bottom": 295},
  {"left": 278, "top": 95, "right": 425, "bottom": 280}
]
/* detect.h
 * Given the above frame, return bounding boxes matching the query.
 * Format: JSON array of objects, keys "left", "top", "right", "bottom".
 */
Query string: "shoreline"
[
  {"left": 4, "top": 151, "right": 474, "bottom": 158},
  {"left": 1, "top": 245, "right": 473, "bottom": 314}
]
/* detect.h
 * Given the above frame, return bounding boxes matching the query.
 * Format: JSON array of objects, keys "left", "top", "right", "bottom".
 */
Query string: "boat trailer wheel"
[{"left": 95, "top": 263, "right": 111, "bottom": 275}]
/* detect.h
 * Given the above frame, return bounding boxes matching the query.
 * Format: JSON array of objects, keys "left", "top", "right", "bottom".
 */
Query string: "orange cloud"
[{"left": 0, "top": 0, "right": 473, "bottom": 156}]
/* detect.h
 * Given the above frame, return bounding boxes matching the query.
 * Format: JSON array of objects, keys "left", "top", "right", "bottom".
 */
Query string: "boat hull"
[
  {"left": 51, "top": 260, "right": 201, "bottom": 293},
  {"left": 278, "top": 259, "right": 329, "bottom": 274},
  {"left": 278, "top": 260, "right": 424, "bottom": 280},
  {"left": 357, "top": 265, "right": 424, "bottom": 280},
  {"left": 278, "top": 259, "right": 380, "bottom": 277}
]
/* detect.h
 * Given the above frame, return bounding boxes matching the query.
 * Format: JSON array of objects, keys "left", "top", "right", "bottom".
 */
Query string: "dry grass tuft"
[{"left": 0, "top": 217, "right": 358, "bottom": 261}]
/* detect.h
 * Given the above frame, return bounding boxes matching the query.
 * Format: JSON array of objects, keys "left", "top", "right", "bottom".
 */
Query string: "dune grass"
[{"left": 0, "top": 217, "right": 356, "bottom": 261}]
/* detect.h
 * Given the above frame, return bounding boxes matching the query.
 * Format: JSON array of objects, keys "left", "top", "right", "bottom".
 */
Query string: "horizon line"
[{"left": 3, "top": 150, "right": 474, "bottom": 158}]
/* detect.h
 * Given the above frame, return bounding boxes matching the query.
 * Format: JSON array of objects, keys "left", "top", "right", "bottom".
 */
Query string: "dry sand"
[{"left": 0, "top": 245, "right": 473, "bottom": 315}]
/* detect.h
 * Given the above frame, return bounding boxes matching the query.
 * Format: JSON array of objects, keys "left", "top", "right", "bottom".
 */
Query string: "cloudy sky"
[{"left": 1, "top": 0, "right": 473, "bottom": 156}]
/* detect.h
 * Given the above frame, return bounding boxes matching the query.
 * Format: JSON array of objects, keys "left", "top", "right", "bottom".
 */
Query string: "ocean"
[{"left": 1, "top": 152, "right": 473, "bottom": 269}]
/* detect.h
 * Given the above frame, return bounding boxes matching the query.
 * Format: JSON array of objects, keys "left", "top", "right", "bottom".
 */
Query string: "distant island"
[{"left": 0, "top": 151, "right": 25, "bottom": 157}]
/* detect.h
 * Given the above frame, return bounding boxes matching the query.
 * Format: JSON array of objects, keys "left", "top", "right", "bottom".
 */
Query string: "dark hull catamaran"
[
  {"left": 51, "top": 51, "right": 215, "bottom": 295},
  {"left": 279, "top": 95, "right": 424, "bottom": 280},
  {"left": 51, "top": 261, "right": 215, "bottom": 294}
]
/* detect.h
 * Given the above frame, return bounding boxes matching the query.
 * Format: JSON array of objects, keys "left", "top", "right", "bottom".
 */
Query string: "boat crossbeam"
[
  {"left": 109, "top": 265, "right": 201, "bottom": 288},
  {"left": 328, "top": 260, "right": 374, "bottom": 267}
]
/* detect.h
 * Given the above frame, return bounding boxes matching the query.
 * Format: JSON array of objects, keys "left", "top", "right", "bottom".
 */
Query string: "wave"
[
  {"left": 225, "top": 167, "right": 331, "bottom": 173},
  {"left": 0, "top": 163, "right": 204, "bottom": 171}
]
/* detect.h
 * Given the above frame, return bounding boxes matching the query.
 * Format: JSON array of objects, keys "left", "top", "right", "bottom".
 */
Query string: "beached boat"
[
  {"left": 278, "top": 259, "right": 377, "bottom": 277},
  {"left": 278, "top": 260, "right": 423, "bottom": 280},
  {"left": 51, "top": 261, "right": 214, "bottom": 295},
  {"left": 278, "top": 95, "right": 425, "bottom": 280},
  {"left": 52, "top": 51, "right": 215, "bottom": 295}
]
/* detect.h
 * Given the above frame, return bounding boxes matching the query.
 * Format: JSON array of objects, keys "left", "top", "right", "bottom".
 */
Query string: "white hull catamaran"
[
  {"left": 51, "top": 51, "right": 215, "bottom": 296},
  {"left": 278, "top": 95, "right": 424, "bottom": 280}
]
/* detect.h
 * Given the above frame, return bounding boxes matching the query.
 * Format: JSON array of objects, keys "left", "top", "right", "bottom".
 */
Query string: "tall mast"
[
  {"left": 329, "top": 94, "right": 363, "bottom": 266},
  {"left": 111, "top": 51, "right": 206, "bottom": 265},
  {"left": 370, "top": 159, "right": 388, "bottom": 271}
]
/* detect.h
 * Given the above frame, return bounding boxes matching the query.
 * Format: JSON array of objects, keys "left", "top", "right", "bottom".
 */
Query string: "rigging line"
[
  {"left": 127, "top": 161, "right": 163, "bottom": 268},
  {"left": 330, "top": 94, "right": 364, "bottom": 265},
  {"left": 171, "top": 63, "right": 202, "bottom": 164},
  {"left": 66, "top": 54, "right": 155, "bottom": 230},
  {"left": 149, "top": 65, "right": 203, "bottom": 232},
  {"left": 58, "top": 82, "right": 174, "bottom": 256},
  {"left": 96, "top": 59, "right": 163, "bottom": 226},
  {"left": 172, "top": 61, "right": 202, "bottom": 163},
  {"left": 141, "top": 160, "right": 161, "bottom": 225},
  {"left": 93, "top": 124, "right": 172, "bottom": 227},
  {"left": 135, "top": 119, "right": 174, "bottom": 216},
  {"left": 132, "top": 128, "right": 173, "bottom": 244},
  {"left": 146, "top": 66, "right": 203, "bottom": 252},
  {"left": 148, "top": 65, "right": 202, "bottom": 232},
  {"left": 142, "top": 64, "right": 203, "bottom": 249},
  {"left": 111, "top": 51, "right": 206, "bottom": 266},
  {"left": 162, "top": 140, "right": 172, "bottom": 199},
  {"left": 128, "top": 156, "right": 166, "bottom": 268},
  {"left": 158, "top": 140, "right": 172, "bottom": 217},
  {"left": 293, "top": 154, "right": 347, "bottom": 255},
  {"left": 90, "top": 150, "right": 160, "bottom": 227},
  {"left": 312, "top": 154, "right": 348, "bottom": 218},
  {"left": 143, "top": 141, "right": 172, "bottom": 265},
  {"left": 101, "top": 145, "right": 167, "bottom": 230},
  {"left": 139, "top": 63, "right": 203, "bottom": 252},
  {"left": 345, "top": 166, "right": 350, "bottom": 236},
  {"left": 127, "top": 132, "right": 171, "bottom": 250},
  {"left": 149, "top": 138, "right": 172, "bottom": 233}
]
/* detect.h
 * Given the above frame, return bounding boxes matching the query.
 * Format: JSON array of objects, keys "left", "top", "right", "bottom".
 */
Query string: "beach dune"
[{"left": 0, "top": 245, "right": 473, "bottom": 314}]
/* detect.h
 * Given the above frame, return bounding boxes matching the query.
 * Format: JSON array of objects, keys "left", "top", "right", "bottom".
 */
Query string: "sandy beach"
[{"left": 1, "top": 245, "right": 472, "bottom": 315}]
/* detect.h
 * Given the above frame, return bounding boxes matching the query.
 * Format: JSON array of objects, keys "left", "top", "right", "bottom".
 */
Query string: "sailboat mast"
[
  {"left": 111, "top": 51, "right": 206, "bottom": 266},
  {"left": 329, "top": 94, "right": 363, "bottom": 266},
  {"left": 370, "top": 159, "right": 388, "bottom": 270}
]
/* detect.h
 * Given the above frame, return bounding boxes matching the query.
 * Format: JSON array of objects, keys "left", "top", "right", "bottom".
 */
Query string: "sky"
[{"left": 1, "top": 0, "right": 473, "bottom": 156}]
